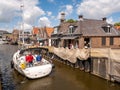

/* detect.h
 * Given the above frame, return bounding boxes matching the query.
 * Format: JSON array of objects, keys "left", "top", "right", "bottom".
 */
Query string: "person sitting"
[
  {"left": 25, "top": 53, "right": 34, "bottom": 67},
  {"left": 36, "top": 54, "right": 42, "bottom": 63}
]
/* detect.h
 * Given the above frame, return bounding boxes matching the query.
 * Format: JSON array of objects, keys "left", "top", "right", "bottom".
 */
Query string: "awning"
[
  {"left": 37, "top": 38, "right": 46, "bottom": 41},
  {"left": 61, "top": 36, "right": 78, "bottom": 39},
  {"left": 50, "top": 37, "right": 58, "bottom": 39}
]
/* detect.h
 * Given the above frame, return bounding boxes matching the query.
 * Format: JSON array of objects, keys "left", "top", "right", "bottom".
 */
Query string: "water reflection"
[
  {"left": 12, "top": 70, "right": 53, "bottom": 90},
  {"left": 50, "top": 60, "right": 120, "bottom": 90},
  {"left": 0, "top": 45, "right": 18, "bottom": 90}
]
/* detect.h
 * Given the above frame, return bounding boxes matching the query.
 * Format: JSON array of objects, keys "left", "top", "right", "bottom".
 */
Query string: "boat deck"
[{"left": 24, "top": 59, "right": 50, "bottom": 68}]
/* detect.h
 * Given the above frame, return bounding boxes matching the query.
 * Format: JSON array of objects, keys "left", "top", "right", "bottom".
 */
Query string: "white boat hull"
[
  {"left": 0, "top": 39, "right": 6, "bottom": 44},
  {"left": 23, "top": 64, "right": 52, "bottom": 79},
  {"left": 12, "top": 48, "right": 53, "bottom": 79}
]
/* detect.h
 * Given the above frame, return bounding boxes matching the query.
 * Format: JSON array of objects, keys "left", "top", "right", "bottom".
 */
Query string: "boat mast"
[{"left": 20, "top": 0, "right": 24, "bottom": 45}]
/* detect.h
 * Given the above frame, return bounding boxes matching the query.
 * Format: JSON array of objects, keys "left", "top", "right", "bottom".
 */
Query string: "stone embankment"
[{"left": 39, "top": 46, "right": 120, "bottom": 83}]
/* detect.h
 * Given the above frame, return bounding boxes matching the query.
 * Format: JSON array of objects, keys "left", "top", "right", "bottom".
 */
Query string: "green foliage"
[
  {"left": 66, "top": 19, "right": 76, "bottom": 23},
  {"left": 114, "top": 22, "right": 120, "bottom": 26}
]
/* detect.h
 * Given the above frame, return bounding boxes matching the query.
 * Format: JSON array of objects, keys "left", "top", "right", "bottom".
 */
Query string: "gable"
[
  {"left": 32, "top": 27, "right": 39, "bottom": 35},
  {"left": 45, "top": 27, "right": 54, "bottom": 37}
]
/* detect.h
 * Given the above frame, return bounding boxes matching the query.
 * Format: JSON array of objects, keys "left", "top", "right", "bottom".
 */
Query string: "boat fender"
[
  {"left": 11, "top": 61, "right": 14, "bottom": 68},
  {"left": 20, "top": 62, "right": 26, "bottom": 69},
  {"left": 52, "top": 64, "right": 55, "bottom": 68}
]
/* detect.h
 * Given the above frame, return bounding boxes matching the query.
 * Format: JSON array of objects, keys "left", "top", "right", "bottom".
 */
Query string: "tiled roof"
[
  {"left": 58, "top": 19, "right": 120, "bottom": 37},
  {"left": 115, "top": 26, "right": 120, "bottom": 31},
  {"left": 45, "top": 27, "right": 54, "bottom": 37},
  {"left": 80, "top": 19, "right": 120, "bottom": 36},
  {"left": 12, "top": 29, "right": 19, "bottom": 34},
  {"left": 32, "top": 27, "right": 39, "bottom": 35},
  {"left": 32, "top": 27, "right": 54, "bottom": 38},
  {"left": 59, "top": 22, "right": 77, "bottom": 33}
]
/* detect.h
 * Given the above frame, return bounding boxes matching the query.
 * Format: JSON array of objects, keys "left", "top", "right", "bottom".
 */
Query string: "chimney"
[
  {"left": 78, "top": 15, "right": 83, "bottom": 21},
  {"left": 60, "top": 12, "right": 65, "bottom": 23},
  {"left": 102, "top": 17, "right": 106, "bottom": 21}
]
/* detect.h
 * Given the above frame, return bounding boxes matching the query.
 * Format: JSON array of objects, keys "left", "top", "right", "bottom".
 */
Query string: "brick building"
[
  {"left": 51, "top": 14, "right": 120, "bottom": 49},
  {"left": 32, "top": 27, "right": 54, "bottom": 46}
]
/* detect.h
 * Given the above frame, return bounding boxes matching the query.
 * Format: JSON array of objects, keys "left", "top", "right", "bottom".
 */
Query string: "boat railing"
[{"left": 18, "top": 55, "right": 50, "bottom": 69}]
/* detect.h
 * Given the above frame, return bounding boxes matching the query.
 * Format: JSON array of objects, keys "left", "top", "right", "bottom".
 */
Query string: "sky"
[{"left": 0, "top": 0, "right": 120, "bottom": 32}]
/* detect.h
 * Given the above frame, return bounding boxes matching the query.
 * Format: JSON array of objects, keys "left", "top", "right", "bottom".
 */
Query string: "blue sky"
[{"left": 0, "top": 0, "right": 120, "bottom": 32}]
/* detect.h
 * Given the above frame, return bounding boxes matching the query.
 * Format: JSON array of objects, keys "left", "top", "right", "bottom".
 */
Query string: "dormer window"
[
  {"left": 53, "top": 27, "right": 58, "bottom": 34},
  {"left": 102, "top": 25, "right": 111, "bottom": 33},
  {"left": 68, "top": 25, "right": 75, "bottom": 33}
]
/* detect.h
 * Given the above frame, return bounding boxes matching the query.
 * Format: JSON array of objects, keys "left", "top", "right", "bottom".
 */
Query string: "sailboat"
[
  {"left": 11, "top": 2, "right": 53, "bottom": 79},
  {"left": 12, "top": 47, "right": 53, "bottom": 79}
]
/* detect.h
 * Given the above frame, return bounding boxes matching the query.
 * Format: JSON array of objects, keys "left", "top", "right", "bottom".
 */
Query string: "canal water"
[{"left": 0, "top": 45, "right": 120, "bottom": 90}]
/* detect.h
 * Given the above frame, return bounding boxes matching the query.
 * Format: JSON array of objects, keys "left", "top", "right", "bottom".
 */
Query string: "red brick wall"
[
  {"left": 112, "top": 37, "right": 120, "bottom": 48},
  {"left": 91, "top": 36, "right": 120, "bottom": 48},
  {"left": 91, "top": 37, "right": 101, "bottom": 48},
  {"left": 79, "top": 37, "right": 84, "bottom": 48},
  {"left": 61, "top": 36, "right": 120, "bottom": 49}
]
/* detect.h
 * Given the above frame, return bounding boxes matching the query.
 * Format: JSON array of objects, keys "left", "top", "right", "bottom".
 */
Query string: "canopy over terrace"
[{"left": 61, "top": 36, "right": 79, "bottom": 39}]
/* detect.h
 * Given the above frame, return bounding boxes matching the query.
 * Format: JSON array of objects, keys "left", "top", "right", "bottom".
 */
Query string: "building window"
[
  {"left": 68, "top": 25, "right": 75, "bottom": 33},
  {"left": 102, "top": 37, "right": 106, "bottom": 45},
  {"left": 110, "top": 37, "right": 114, "bottom": 45},
  {"left": 84, "top": 38, "right": 90, "bottom": 48},
  {"left": 102, "top": 25, "right": 111, "bottom": 33}
]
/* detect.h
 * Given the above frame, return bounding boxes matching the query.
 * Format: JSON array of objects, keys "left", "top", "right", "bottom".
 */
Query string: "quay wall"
[
  {"left": 36, "top": 46, "right": 120, "bottom": 83},
  {"left": 91, "top": 57, "right": 109, "bottom": 80}
]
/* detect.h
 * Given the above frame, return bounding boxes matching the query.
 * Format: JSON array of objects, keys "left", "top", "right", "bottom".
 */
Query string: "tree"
[
  {"left": 66, "top": 19, "right": 76, "bottom": 23},
  {"left": 114, "top": 22, "right": 120, "bottom": 26}
]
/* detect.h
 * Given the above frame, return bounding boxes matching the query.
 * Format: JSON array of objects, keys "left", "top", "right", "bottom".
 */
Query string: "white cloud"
[
  {"left": 51, "top": 16, "right": 55, "bottom": 19},
  {"left": 23, "top": 0, "right": 45, "bottom": 25},
  {"left": 72, "top": 0, "right": 77, "bottom": 5},
  {"left": 39, "top": 17, "right": 51, "bottom": 27},
  {"left": 65, "top": 5, "right": 73, "bottom": 15},
  {"left": 23, "top": 6, "right": 45, "bottom": 25},
  {"left": 47, "top": 11, "right": 52, "bottom": 16},
  {"left": 0, "top": 0, "right": 45, "bottom": 31},
  {"left": 23, "top": 23, "right": 33, "bottom": 31},
  {"left": 0, "top": 0, "right": 19, "bottom": 22},
  {"left": 57, "top": 5, "right": 73, "bottom": 19},
  {"left": 15, "top": 22, "right": 32, "bottom": 31},
  {"left": 57, "top": 12, "right": 63, "bottom": 20},
  {"left": 76, "top": 0, "right": 120, "bottom": 19},
  {"left": 107, "top": 17, "right": 114, "bottom": 24}
]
